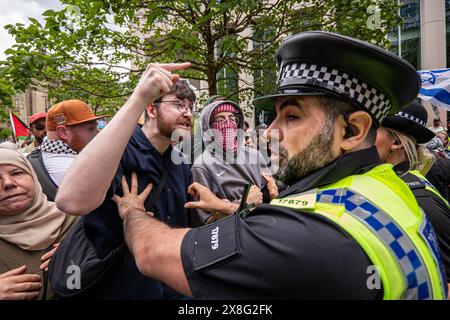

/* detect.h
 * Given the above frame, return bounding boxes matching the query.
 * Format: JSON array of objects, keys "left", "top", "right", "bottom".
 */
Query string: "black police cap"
[
  {"left": 381, "top": 101, "right": 435, "bottom": 144},
  {"left": 253, "top": 31, "right": 421, "bottom": 124}
]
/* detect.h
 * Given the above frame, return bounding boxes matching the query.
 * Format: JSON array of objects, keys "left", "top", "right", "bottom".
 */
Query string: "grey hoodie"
[{"left": 191, "top": 100, "right": 269, "bottom": 225}]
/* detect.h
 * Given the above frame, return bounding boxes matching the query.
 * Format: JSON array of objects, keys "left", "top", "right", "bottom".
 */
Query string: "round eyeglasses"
[{"left": 157, "top": 100, "right": 194, "bottom": 114}]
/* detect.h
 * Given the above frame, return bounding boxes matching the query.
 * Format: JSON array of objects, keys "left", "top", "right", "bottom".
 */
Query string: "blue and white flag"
[{"left": 418, "top": 68, "right": 450, "bottom": 110}]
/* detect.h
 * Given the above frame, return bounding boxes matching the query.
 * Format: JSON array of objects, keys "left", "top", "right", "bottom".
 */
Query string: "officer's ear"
[
  {"left": 391, "top": 143, "right": 404, "bottom": 151},
  {"left": 339, "top": 111, "right": 373, "bottom": 152}
]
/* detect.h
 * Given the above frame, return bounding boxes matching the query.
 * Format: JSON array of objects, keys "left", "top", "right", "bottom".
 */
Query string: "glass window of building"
[
  {"left": 216, "top": 37, "right": 239, "bottom": 102},
  {"left": 388, "top": 0, "right": 421, "bottom": 69},
  {"left": 252, "top": 27, "right": 277, "bottom": 126}
]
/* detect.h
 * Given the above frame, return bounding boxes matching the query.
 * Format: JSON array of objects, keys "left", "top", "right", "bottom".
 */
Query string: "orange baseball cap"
[
  {"left": 46, "top": 99, "right": 104, "bottom": 131},
  {"left": 29, "top": 112, "right": 47, "bottom": 125}
]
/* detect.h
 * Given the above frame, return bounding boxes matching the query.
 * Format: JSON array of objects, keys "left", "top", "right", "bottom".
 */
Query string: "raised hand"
[
  {"left": 40, "top": 243, "right": 60, "bottom": 271},
  {"left": 131, "top": 62, "right": 191, "bottom": 106},
  {"left": 247, "top": 185, "right": 263, "bottom": 205},
  {"left": 262, "top": 173, "right": 279, "bottom": 199},
  {"left": 185, "top": 182, "right": 238, "bottom": 215},
  {"left": 113, "top": 172, "right": 154, "bottom": 220}
]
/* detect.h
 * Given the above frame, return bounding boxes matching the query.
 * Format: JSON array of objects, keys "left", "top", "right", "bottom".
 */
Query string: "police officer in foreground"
[
  {"left": 59, "top": 31, "right": 448, "bottom": 299},
  {"left": 375, "top": 101, "right": 450, "bottom": 290}
]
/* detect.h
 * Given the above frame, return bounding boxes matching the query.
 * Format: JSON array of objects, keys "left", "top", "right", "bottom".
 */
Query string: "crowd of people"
[{"left": 0, "top": 30, "right": 450, "bottom": 300}]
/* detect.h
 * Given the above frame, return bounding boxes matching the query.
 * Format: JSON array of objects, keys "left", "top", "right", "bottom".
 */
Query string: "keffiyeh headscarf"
[
  {"left": 422, "top": 136, "right": 450, "bottom": 159},
  {"left": 210, "top": 103, "right": 239, "bottom": 153},
  {"left": 38, "top": 137, "right": 77, "bottom": 155}
]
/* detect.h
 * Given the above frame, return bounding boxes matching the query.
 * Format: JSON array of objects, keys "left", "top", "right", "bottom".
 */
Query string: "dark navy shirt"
[{"left": 82, "top": 125, "right": 191, "bottom": 299}]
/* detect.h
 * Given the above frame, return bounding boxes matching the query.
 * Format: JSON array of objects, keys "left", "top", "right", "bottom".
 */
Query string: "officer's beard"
[{"left": 278, "top": 122, "right": 335, "bottom": 186}]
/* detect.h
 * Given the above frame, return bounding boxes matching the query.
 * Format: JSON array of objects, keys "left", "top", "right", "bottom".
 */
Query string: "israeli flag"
[{"left": 418, "top": 68, "right": 450, "bottom": 110}]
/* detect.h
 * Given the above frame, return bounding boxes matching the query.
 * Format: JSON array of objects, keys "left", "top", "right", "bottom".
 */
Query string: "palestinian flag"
[{"left": 9, "top": 111, "right": 28, "bottom": 141}]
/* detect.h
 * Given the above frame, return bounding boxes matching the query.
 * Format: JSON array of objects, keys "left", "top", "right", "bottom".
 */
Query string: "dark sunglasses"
[{"left": 32, "top": 124, "right": 45, "bottom": 130}]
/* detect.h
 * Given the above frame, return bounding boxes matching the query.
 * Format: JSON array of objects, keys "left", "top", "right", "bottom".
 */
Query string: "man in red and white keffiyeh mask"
[
  {"left": 210, "top": 103, "right": 240, "bottom": 153},
  {"left": 190, "top": 99, "right": 273, "bottom": 226}
]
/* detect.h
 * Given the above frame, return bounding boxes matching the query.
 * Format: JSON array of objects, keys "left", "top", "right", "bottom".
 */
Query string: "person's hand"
[
  {"left": 112, "top": 172, "right": 154, "bottom": 220},
  {"left": 185, "top": 182, "right": 238, "bottom": 215},
  {"left": 246, "top": 185, "right": 263, "bottom": 205},
  {"left": 262, "top": 173, "right": 279, "bottom": 199},
  {"left": 131, "top": 62, "right": 191, "bottom": 105},
  {"left": 39, "top": 243, "right": 59, "bottom": 271},
  {"left": 0, "top": 266, "right": 41, "bottom": 300}
]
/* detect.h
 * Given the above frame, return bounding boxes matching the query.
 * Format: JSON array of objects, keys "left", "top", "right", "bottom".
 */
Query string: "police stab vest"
[{"left": 271, "top": 164, "right": 447, "bottom": 300}]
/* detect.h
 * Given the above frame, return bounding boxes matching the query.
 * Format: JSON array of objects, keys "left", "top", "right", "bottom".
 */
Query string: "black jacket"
[
  {"left": 426, "top": 157, "right": 450, "bottom": 203},
  {"left": 396, "top": 162, "right": 450, "bottom": 282}
]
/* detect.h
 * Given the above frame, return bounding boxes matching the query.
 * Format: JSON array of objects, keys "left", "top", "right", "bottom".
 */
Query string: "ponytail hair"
[{"left": 390, "top": 130, "right": 435, "bottom": 175}]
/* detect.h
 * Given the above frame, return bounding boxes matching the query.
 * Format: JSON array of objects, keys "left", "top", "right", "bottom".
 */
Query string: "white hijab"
[{"left": 0, "top": 149, "right": 67, "bottom": 250}]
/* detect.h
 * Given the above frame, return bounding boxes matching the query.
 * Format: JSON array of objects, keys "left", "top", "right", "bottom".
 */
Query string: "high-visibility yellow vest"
[{"left": 271, "top": 164, "right": 447, "bottom": 299}]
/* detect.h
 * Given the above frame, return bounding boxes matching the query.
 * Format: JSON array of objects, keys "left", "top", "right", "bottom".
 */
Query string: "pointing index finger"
[{"left": 158, "top": 62, "right": 191, "bottom": 72}]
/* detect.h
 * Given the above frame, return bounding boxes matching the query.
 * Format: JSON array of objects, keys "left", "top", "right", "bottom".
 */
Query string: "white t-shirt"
[{"left": 41, "top": 151, "right": 77, "bottom": 186}]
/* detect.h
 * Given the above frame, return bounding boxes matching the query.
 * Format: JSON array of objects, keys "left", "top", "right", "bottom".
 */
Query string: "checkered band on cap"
[
  {"left": 278, "top": 62, "right": 392, "bottom": 123},
  {"left": 396, "top": 111, "right": 426, "bottom": 127}
]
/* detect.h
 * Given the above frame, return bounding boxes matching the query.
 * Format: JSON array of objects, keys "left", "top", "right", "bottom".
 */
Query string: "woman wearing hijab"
[
  {"left": 375, "top": 101, "right": 450, "bottom": 293},
  {"left": 0, "top": 149, "right": 77, "bottom": 299}
]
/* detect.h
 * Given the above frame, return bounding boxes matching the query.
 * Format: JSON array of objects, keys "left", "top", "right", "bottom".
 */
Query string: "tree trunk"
[{"left": 208, "top": 70, "right": 217, "bottom": 96}]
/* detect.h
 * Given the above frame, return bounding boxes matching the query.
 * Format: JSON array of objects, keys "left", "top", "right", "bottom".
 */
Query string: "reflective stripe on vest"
[
  {"left": 317, "top": 188, "right": 432, "bottom": 299},
  {"left": 406, "top": 171, "right": 450, "bottom": 293},
  {"left": 271, "top": 164, "right": 447, "bottom": 299}
]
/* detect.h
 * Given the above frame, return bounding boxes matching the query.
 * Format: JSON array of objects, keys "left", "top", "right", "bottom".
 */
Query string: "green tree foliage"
[
  {"left": 2, "top": 0, "right": 401, "bottom": 116},
  {"left": 0, "top": 66, "right": 15, "bottom": 123}
]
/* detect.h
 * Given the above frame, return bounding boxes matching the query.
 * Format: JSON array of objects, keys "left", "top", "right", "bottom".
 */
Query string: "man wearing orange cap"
[
  {"left": 27, "top": 99, "right": 102, "bottom": 200},
  {"left": 19, "top": 112, "right": 47, "bottom": 154}
]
